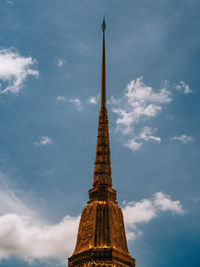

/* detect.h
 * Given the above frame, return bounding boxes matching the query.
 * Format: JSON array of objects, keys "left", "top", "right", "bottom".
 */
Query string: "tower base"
[{"left": 68, "top": 248, "right": 135, "bottom": 267}]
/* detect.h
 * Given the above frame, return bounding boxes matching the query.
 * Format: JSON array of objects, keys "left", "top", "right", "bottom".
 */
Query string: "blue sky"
[{"left": 0, "top": 0, "right": 200, "bottom": 266}]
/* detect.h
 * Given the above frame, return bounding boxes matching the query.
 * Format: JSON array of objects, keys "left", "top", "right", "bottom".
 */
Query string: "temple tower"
[{"left": 68, "top": 19, "right": 136, "bottom": 267}]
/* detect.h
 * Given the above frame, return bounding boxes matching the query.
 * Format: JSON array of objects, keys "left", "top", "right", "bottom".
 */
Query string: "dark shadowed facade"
[{"left": 68, "top": 20, "right": 136, "bottom": 267}]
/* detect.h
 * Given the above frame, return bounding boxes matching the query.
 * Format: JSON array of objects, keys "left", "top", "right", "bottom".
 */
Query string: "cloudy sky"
[{"left": 0, "top": 0, "right": 200, "bottom": 266}]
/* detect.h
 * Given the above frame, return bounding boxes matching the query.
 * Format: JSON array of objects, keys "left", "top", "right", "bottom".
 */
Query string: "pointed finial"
[
  {"left": 101, "top": 16, "right": 106, "bottom": 32},
  {"left": 101, "top": 16, "right": 106, "bottom": 108}
]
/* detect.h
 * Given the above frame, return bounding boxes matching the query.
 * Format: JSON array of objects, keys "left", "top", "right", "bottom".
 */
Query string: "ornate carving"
[
  {"left": 93, "top": 107, "right": 112, "bottom": 188},
  {"left": 109, "top": 203, "right": 128, "bottom": 253},
  {"left": 74, "top": 204, "right": 96, "bottom": 253},
  {"left": 71, "top": 199, "right": 133, "bottom": 265}
]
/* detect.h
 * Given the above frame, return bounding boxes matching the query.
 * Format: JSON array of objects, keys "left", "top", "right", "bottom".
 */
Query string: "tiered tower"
[{"left": 68, "top": 19, "right": 136, "bottom": 267}]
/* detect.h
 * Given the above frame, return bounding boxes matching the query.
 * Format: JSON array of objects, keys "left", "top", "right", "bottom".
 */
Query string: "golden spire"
[
  {"left": 101, "top": 17, "right": 106, "bottom": 107},
  {"left": 68, "top": 20, "right": 136, "bottom": 267},
  {"left": 93, "top": 18, "right": 112, "bottom": 188}
]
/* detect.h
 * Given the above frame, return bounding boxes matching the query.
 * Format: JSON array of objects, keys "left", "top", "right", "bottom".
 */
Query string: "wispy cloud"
[
  {"left": 125, "top": 127, "right": 161, "bottom": 151},
  {"left": 0, "top": 173, "right": 34, "bottom": 217},
  {"left": 193, "top": 196, "right": 200, "bottom": 203},
  {"left": 139, "top": 126, "right": 161, "bottom": 143},
  {"left": 78, "top": 43, "right": 91, "bottom": 51},
  {"left": 0, "top": 173, "right": 184, "bottom": 263},
  {"left": 170, "top": 134, "right": 194, "bottom": 144},
  {"left": 175, "top": 81, "right": 193, "bottom": 94},
  {"left": 57, "top": 96, "right": 83, "bottom": 112},
  {"left": 56, "top": 96, "right": 67, "bottom": 102},
  {"left": 69, "top": 98, "right": 82, "bottom": 111},
  {"left": 0, "top": 48, "right": 39, "bottom": 94},
  {"left": 124, "top": 139, "right": 142, "bottom": 151},
  {"left": 34, "top": 136, "right": 52, "bottom": 146},
  {"left": 57, "top": 59, "right": 66, "bottom": 68},
  {"left": 89, "top": 94, "right": 100, "bottom": 105},
  {"left": 6, "top": 0, "right": 14, "bottom": 5}
]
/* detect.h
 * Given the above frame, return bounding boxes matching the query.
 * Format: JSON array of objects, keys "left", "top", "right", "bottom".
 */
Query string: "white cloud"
[
  {"left": 126, "top": 77, "right": 171, "bottom": 104},
  {"left": 153, "top": 192, "right": 184, "bottom": 213},
  {"left": 139, "top": 127, "right": 161, "bottom": 143},
  {"left": 57, "top": 59, "right": 66, "bottom": 68},
  {"left": 6, "top": 0, "right": 14, "bottom": 5},
  {"left": 111, "top": 77, "right": 193, "bottom": 151},
  {"left": 69, "top": 98, "right": 82, "bottom": 111},
  {"left": 0, "top": 48, "right": 39, "bottom": 94},
  {"left": 0, "top": 214, "right": 79, "bottom": 262},
  {"left": 0, "top": 172, "right": 79, "bottom": 262},
  {"left": 175, "top": 81, "right": 193, "bottom": 94},
  {"left": 56, "top": 96, "right": 67, "bottom": 102},
  {"left": 123, "top": 192, "right": 184, "bottom": 240},
  {"left": 124, "top": 139, "right": 142, "bottom": 151},
  {"left": 34, "top": 136, "right": 52, "bottom": 146},
  {"left": 89, "top": 94, "right": 100, "bottom": 105},
  {"left": 123, "top": 127, "right": 161, "bottom": 152},
  {"left": 170, "top": 134, "right": 194, "bottom": 144},
  {"left": 112, "top": 77, "right": 172, "bottom": 135},
  {"left": 56, "top": 96, "right": 83, "bottom": 111}
]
